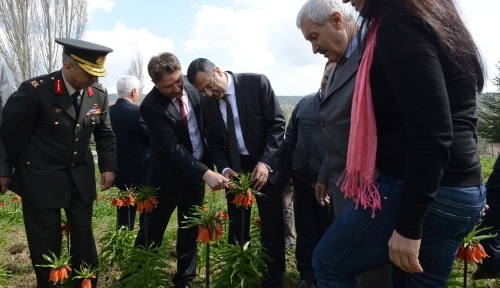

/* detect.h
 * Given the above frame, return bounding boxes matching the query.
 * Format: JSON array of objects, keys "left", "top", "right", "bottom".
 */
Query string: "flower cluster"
[
  {"left": 49, "top": 266, "right": 71, "bottom": 283},
  {"left": 456, "top": 224, "right": 495, "bottom": 264},
  {"left": 11, "top": 195, "right": 20, "bottom": 204},
  {"left": 196, "top": 221, "right": 224, "bottom": 244},
  {"left": 111, "top": 191, "right": 136, "bottom": 208},
  {"left": 73, "top": 264, "right": 98, "bottom": 288},
  {"left": 137, "top": 196, "right": 159, "bottom": 213},
  {"left": 232, "top": 190, "right": 255, "bottom": 208},
  {"left": 456, "top": 243, "right": 488, "bottom": 263}
]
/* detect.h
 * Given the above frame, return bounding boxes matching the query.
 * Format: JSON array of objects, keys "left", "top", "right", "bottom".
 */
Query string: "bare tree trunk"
[
  {"left": 0, "top": 0, "right": 88, "bottom": 89},
  {"left": 127, "top": 52, "right": 145, "bottom": 94}
]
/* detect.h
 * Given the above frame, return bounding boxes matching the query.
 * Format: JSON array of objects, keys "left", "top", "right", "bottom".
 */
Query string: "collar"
[
  {"left": 61, "top": 71, "right": 83, "bottom": 96},
  {"left": 344, "top": 32, "right": 362, "bottom": 59},
  {"left": 225, "top": 72, "right": 235, "bottom": 95}
]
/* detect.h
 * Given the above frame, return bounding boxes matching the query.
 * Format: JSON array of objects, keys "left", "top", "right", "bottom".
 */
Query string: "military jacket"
[{"left": 0, "top": 70, "right": 116, "bottom": 208}]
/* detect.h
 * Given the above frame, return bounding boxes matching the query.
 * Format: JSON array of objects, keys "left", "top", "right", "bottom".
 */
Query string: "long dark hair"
[{"left": 359, "top": 0, "right": 484, "bottom": 92}]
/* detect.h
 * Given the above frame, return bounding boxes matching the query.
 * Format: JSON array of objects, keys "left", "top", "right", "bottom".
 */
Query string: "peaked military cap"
[{"left": 55, "top": 38, "right": 113, "bottom": 77}]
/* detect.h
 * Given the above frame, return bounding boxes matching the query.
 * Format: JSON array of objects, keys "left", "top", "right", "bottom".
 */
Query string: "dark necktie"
[
  {"left": 222, "top": 95, "right": 242, "bottom": 172},
  {"left": 178, "top": 97, "right": 189, "bottom": 133},
  {"left": 72, "top": 91, "right": 81, "bottom": 116},
  {"left": 330, "top": 56, "right": 348, "bottom": 88}
]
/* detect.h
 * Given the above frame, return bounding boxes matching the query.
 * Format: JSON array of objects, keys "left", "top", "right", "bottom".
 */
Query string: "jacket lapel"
[
  {"left": 325, "top": 46, "right": 363, "bottom": 100},
  {"left": 231, "top": 72, "right": 247, "bottom": 139},
  {"left": 54, "top": 71, "right": 77, "bottom": 120}
]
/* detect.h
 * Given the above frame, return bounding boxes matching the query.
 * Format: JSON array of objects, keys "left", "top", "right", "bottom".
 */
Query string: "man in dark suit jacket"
[
  {"left": 134, "top": 52, "right": 227, "bottom": 288},
  {"left": 0, "top": 38, "right": 116, "bottom": 288},
  {"left": 297, "top": 1, "right": 391, "bottom": 287},
  {"left": 0, "top": 63, "right": 12, "bottom": 194},
  {"left": 110, "top": 75, "right": 150, "bottom": 230},
  {"left": 187, "top": 58, "right": 290, "bottom": 288}
]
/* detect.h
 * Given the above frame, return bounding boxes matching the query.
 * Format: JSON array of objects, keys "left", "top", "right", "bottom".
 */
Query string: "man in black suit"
[
  {"left": 187, "top": 58, "right": 289, "bottom": 288},
  {"left": 110, "top": 75, "right": 150, "bottom": 230},
  {"left": 135, "top": 52, "right": 227, "bottom": 288},
  {"left": 0, "top": 38, "right": 116, "bottom": 288}
]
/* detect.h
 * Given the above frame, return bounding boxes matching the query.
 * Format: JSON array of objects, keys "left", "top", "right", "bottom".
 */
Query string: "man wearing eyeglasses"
[
  {"left": 187, "top": 58, "right": 291, "bottom": 288},
  {"left": 130, "top": 52, "right": 227, "bottom": 288}
]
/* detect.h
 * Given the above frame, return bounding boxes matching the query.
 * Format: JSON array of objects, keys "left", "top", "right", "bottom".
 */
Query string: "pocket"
[
  {"left": 43, "top": 116, "right": 70, "bottom": 142},
  {"left": 83, "top": 116, "right": 101, "bottom": 139}
]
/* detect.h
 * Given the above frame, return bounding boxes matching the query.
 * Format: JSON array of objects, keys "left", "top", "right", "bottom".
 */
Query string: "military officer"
[{"left": 0, "top": 38, "right": 117, "bottom": 288}]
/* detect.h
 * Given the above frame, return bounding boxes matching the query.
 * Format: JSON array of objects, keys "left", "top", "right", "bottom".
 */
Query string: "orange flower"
[
  {"left": 214, "top": 221, "right": 224, "bottom": 242},
  {"left": 96, "top": 194, "right": 100, "bottom": 199},
  {"left": 242, "top": 190, "right": 254, "bottom": 207},
  {"left": 217, "top": 211, "right": 229, "bottom": 219},
  {"left": 49, "top": 266, "right": 71, "bottom": 283},
  {"left": 456, "top": 243, "right": 489, "bottom": 263},
  {"left": 137, "top": 196, "right": 159, "bottom": 213},
  {"left": 196, "top": 225, "right": 210, "bottom": 244},
  {"left": 11, "top": 195, "right": 21, "bottom": 203},
  {"left": 254, "top": 216, "right": 261, "bottom": 228},
  {"left": 232, "top": 193, "right": 245, "bottom": 207},
  {"left": 81, "top": 279, "right": 91, "bottom": 288}
]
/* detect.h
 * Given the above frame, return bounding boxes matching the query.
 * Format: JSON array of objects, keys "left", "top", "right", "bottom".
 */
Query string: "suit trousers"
[
  {"left": 22, "top": 189, "right": 98, "bottom": 288},
  {"left": 134, "top": 168, "right": 205, "bottom": 286},
  {"left": 293, "top": 177, "right": 335, "bottom": 282},
  {"left": 226, "top": 155, "right": 285, "bottom": 287},
  {"left": 478, "top": 167, "right": 500, "bottom": 272}
]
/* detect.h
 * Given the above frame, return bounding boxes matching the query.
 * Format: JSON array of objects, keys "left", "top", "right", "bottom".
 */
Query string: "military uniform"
[{"left": 0, "top": 38, "right": 116, "bottom": 288}]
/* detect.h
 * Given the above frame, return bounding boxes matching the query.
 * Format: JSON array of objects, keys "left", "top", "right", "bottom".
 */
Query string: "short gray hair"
[
  {"left": 296, "top": 0, "right": 354, "bottom": 28},
  {"left": 116, "top": 75, "right": 141, "bottom": 98}
]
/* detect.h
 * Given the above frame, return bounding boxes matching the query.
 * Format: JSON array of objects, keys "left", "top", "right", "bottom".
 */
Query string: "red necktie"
[{"left": 178, "top": 97, "right": 189, "bottom": 132}]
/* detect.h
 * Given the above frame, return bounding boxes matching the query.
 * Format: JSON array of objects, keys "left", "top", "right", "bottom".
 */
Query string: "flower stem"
[
  {"left": 144, "top": 212, "right": 149, "bottom": 251},
  {"left": 463, "top": 260, "right": 468, "bottom": 288},
  {"left": 240, "top": 206, "right": 244, "bottom": 250},
  {"left": 205, "top": 243, "right": 210, "bottom": 288}
]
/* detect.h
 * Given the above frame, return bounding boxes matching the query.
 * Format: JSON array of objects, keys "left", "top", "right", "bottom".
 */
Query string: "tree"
[
  {"left": 126, "top": 52, "right": 145, "bottom": 94},
  {"left": 477, "top": 62, "right": 500, "bottom": 144},
  {"left": 0, "top": 0, "right": 88, "bottom": 90}
]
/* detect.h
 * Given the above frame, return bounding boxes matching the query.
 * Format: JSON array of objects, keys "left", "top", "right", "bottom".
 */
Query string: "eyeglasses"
[{"left": 199, "top": 78, "right": 214, "bottom": 97}]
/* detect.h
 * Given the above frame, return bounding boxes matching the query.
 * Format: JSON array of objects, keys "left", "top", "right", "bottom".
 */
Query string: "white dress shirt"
[{"left": 172, "top": 90, "right": 204, "bottom": 160}]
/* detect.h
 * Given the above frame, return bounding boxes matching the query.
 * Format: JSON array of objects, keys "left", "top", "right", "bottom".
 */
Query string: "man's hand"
[
  {"left": 315, "top": 182, "right": 330, "bottom": 206},
  {"left": 203, "top": 170, "right": 229, "bottom": 191},
  {"left": 100, "top": 171, "right": 116, "bottom": 191},
  {"left": 223, "top": 169, "right": 238, "bottom": 180},
  {"left": 388, "top": 230, "right": 423, "bottom": 274},
  {"left": 251, "top": 163, "right": 269, "bottom": 190},
  {"left": 0, "top": 177, "right": 10, "bottom": 194}
]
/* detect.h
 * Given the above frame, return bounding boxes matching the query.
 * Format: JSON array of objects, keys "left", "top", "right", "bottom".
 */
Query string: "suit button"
[
  {"left": 75, "top": 138, "right": 79, "bottom": 142},
  {"left": 54, "top": 122, "right": 59, "bottom": 125},
  {"left": 26, "top": 161, "right": 30, "bottom": 165},
  {"left": 92, "top": 122, "right": 95, "bottom": 125},
  {"left": 73, "top": 151, "right": 78, "bottom": 156},
  {"left": 91, "top": 117, "right": 95, "bottom": 121},
  {"left": 71, "top": 163, "right": 74, "bottom": 167},
  {"left": 76, "top": 124, "right": 81, "bottom": 129},
  {"left": 320, "top": 121, "right": 324, "bottom": 127}
]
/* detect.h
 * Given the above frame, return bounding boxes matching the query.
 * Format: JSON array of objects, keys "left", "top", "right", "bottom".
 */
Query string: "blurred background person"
[
  {"left": 109, "top": 75, "right": 150, "bottom": 231},
  {"left": 285, "top": 61, "right": 336, "bottom": 288}
]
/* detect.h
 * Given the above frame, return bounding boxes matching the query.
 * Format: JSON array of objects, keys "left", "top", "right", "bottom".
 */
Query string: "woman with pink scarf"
[{"left": 312, "top": 0, "right": 486, "bottom": 287}]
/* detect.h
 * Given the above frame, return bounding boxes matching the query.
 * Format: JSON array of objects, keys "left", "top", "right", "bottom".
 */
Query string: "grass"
[{"left": 0, "top": 158, "right": 498, "bottom": 287}]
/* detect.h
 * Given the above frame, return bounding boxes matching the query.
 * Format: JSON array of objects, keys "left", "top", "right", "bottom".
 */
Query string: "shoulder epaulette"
[
  {"left": 93, "top": 82, "right": 107, "bottom": 93},
  {"left": 27, "top": 74, "right": 54, "bottom": 89}
]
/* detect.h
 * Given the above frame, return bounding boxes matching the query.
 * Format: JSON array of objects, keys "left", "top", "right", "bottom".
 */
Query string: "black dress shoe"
[{"left": 472, "top": 266, "right": 500, "bottom": 280}]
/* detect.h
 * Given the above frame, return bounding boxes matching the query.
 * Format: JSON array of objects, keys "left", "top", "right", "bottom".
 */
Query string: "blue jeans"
[{"left": 312, "top": 176, "right": 485, "bottom": 288}]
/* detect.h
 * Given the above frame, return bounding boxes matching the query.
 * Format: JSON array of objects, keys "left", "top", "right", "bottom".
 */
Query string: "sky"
[{"left": 83, "top": 0, "right": 500, "bottom": 96}]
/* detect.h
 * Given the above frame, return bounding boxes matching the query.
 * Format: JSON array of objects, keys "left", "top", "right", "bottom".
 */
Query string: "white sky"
[{"left": 84, "top": 0, "right": 500, "bottom": 95}]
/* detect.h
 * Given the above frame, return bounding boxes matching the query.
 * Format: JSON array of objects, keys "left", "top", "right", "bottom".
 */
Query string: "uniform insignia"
[
  {"left": 92, "top": 103, "right": 98, "bottom": 109},
  {"left": 86, "top": 108, "right": 101, "bottom": 115},
  {"left": 87, "top": 87, "right": 94, "bottom": 97},
  {"left": 40, "top": 80, "right": 44, "bottom": 84},
  {"left": 51, "top": 77, "right": 54, "bottom": 80},
  {"left": 54, "top": 108, "right": 62, "bottom": 114},
  {"left": 31, "top": 80, "right": 39, "bottom": 88},
  {"left": 95, "top": 82, "right": 106, "bottom": 92},
  {"left": 54, "top": 79, "right": 63, "bottom": 95}
]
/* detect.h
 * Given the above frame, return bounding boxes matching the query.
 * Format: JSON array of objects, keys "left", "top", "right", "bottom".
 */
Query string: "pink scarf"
[{"left": 338, "top": 18, "right": 382, "bottom": 218}]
